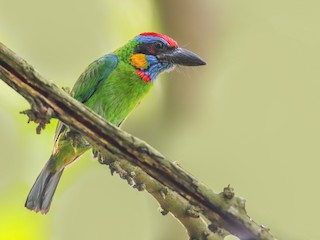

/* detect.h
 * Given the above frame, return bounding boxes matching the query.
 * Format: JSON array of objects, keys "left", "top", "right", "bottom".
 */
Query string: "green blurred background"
[{"left": 1, "top": 0, "right": 319, "bottom": 239}]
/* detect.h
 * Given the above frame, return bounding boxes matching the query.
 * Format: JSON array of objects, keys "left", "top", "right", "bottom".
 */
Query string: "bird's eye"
[{"left": 154, "top": 42, "right": 165, "bottom": 50}]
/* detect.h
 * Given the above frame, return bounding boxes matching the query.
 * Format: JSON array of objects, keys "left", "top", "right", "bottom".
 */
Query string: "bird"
[{"left": 25, "top": 32, "right": 206, "bottom": 214}]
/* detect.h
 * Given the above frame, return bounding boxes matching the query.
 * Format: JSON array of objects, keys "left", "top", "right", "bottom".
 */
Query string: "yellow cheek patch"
[{"left": 130, "top": 54, "right": 148, "bottom": 69}]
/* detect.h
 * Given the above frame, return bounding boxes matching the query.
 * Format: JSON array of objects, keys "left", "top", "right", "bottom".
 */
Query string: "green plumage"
[
  {"left": 25, "top": 39, "right": 152, "bottom": 214},
  {"left": 25, "top": 32, "right": 206, "bottom": 214},
  {"left": 81, "top": 58, "right": 152, "bottom": 124}
]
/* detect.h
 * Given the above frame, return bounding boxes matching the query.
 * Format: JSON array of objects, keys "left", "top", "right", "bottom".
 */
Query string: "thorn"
[
  {"left": 260, "top": 224, "right": 270, "bottom": 232},
  {"left": 126, "top": 177, "right": 135, "bottom": 186},
  {"left": 185, "top": 206, "right": 200, "bottom": 218},
  {"left": 129, "top": 171, "right": 136, "bottom": 178},
  {"left": 172, "top": 161, "right": 180, "bottom": 166},
  {"left": 160, "top": 187, "right": 168, "bottom": 199},
  {"left": 208, "top": 223, "right": 218, "bottom": 232},
  {"left": 139, "top": 146, "right": 149, "bottom": 153},
  {"left": 118, "top": 169, "right": 129, "bottom": 179},
  {"left": 62, "top": 87, "right": 71, "bottom": 94},
  {"left": 109, "top": 161, "right": 121, "bottom": 176},
  {"left": 223, "top": 184, "right": 234, "bottom": 200},
  {"left": 160, "top": 208, "right": 169, "bottom": 216},
  {"left": 92, "top": 149, "right": 98, "bottom": 158},
  {"left": 107, "top": 161, "right": 136, "bottom": 187},
  {"left": 99, "top": 155, "right": 114, "bottom": 165},
  {"left": 133, "top": 183, "right": 146, "bottom": 191}
]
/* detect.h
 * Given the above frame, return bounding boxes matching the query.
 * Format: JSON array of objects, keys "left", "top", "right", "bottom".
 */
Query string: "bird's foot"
[{"left": 66, "top": 130, "right": 89, "bottom": 149}]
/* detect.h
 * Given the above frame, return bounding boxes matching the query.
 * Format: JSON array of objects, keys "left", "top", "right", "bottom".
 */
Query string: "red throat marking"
[
  {"left": 136, "top": 69, "right": 152, "bottom": 83},
  {"left": 139, "top": 32, "right": 178, "bottom": 47}
]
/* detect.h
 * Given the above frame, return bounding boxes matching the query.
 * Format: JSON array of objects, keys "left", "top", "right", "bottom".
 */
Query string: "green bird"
[{"left": 25, "top": 32, "right": 206, "bottom": 214}]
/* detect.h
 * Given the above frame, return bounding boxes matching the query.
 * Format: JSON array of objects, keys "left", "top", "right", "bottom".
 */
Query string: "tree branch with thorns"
[{"left": 0, "top": 42, "right": 277, "bottom": 240}]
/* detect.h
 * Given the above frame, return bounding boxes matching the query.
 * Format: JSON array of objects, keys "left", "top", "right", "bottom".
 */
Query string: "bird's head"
[{"left": 115, "top": 32, "right": 206, "bottom": 83}]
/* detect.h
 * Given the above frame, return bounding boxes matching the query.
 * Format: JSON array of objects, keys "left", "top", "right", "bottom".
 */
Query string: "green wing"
[
  {"left": 71, "top": 54, "right": 118, "bottom": 103},
  {"left": 54, "top": 54, "right": 118, "bottom": 142}
]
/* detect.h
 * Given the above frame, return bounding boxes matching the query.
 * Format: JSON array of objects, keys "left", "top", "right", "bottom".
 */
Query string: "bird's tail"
[{"left": 25, "top": 157, "right": 64, "bottom": 214}]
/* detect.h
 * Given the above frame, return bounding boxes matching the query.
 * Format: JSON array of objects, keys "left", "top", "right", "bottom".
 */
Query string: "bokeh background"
[{"left": 1, "top": 0, "right": 320, "bottom": 239}]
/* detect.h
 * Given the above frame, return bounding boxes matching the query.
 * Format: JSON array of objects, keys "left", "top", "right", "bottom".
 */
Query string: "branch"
[
  {"left": 0, "top": 42, "right": 277, "bottom": 240},
  {"left": 96, "top": 152, "right": 227, "bottom": 240}
]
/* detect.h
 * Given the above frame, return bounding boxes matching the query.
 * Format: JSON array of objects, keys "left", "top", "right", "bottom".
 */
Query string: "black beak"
[{"left": 157, "top": 47, "right": 206, "bottom": 66}]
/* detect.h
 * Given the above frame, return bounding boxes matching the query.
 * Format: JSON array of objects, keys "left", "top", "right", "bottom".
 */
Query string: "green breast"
[{"left": 84, "top": 61, "right": 153, "bottom": 126}]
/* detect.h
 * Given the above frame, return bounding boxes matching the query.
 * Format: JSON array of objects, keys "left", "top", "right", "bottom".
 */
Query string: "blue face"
[{"left": 134, "top": 35, "right": 176, "bottom": 82}]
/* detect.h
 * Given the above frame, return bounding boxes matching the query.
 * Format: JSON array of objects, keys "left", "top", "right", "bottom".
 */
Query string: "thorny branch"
[{"left": 0, "top": 42, "right": 277, "bottom": 240}]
